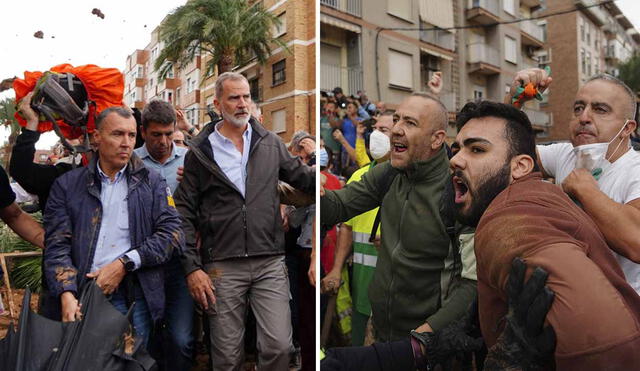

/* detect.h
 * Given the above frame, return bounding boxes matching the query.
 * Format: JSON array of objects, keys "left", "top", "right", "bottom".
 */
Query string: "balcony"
[
  {"left": 574, "top": 0, "right": 607, "bottom": 26},
  {"left": 466, "top": 0, "right": 499, "bottom": 25},
  {"left": 467, "top": 44, "right": 500, "bottom": 75},
  {"left": 321, "top": 63, "right": 362, "bottom": 96},
  {"left": 320, "top": 0, "right": 362, "bottom": 18},
  {"left": 523, "top": 108, "right": 551, "bottom": 128},
  {"left": 520, "top": 20, "right": 544, "bottom": 47},
  {"left": 420, "top": 28, "right": 455, "bottom": 51}
]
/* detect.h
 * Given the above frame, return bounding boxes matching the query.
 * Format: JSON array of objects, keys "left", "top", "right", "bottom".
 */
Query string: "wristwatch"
[{"left": 118, "top": 255, "right": 136, "bottom": 272}]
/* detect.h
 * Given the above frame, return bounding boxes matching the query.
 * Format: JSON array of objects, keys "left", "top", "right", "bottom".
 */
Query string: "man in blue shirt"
[
  {"left": 133, "top": 100, "right": 193, "bottom": 369},
  {"left": 44, "top": 106, "right": 183, "bottom": 346}
]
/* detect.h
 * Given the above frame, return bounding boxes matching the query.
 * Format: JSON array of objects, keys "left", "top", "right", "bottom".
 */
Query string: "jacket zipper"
[
  {"left": 386, "top": 183, "right": 411, "bottom": 340},
  {"left": 243, "top": 204, "right": 248, "bottom": 256}
]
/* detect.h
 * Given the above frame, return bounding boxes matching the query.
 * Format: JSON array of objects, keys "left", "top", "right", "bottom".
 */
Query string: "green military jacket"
[{"left": 321, "top": 146, "right": 476, "bottom": 341}]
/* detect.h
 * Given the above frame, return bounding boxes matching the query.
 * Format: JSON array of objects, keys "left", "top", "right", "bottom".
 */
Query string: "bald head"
[
  {"left": 586, "top": 74, "right": 637, "bottom": 120},
  {"left": 410, "top": 92, "right": 448, "bottom": 131}
]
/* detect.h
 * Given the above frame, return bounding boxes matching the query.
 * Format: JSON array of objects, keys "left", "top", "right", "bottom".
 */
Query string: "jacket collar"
[
  {"left": 405, "top": 145, "right": 450, "bottom": 182},
  {"left": 191, "top": 117, "right": 266, "bottom": 163},
  {"left": 87, "top": 152, "right": 148, "bottom": 194}
]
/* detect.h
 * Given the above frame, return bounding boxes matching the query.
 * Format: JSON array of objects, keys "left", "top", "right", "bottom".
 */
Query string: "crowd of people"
[
  {"left": 1, "top": 71, "right": 316, "bottom": 371},
  {"left": 320, "top": 67, "right": 640, "bottom": 370}
]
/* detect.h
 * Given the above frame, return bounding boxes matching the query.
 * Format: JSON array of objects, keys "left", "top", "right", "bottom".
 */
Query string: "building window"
[
  {"left": 273, "top": 12, "right": 286, "bottom": 37},
  {"left": 388, "top": 49, "right": 413, "bottom": 89},
  {"left": 586, "top": 51, "right": 592, "bottom": 76},
  {"left": 272, "top": 109, "right": 286, "bottom": 133},
  {"left": 580, "top": 18, "right": 585, "bottom": 42},
  {"left": 272, "top": 59, "right": 286, "bottom": 86},
  {"left": 137, "top": 66, "right": 143, "bottom": 78},
  {"left": 167, "top": 68, "right": 174, "bottom": 79},
  {"left": 581, "top": 49, "right": 586, "bottom": 74},
  {"left": 388, "top": 0, "right": 411, "bottom": 21},
  {"left": 503, "top": 0, "right": 515, "bottom": 15},
  {"left": 473, "top": 89, "right": 483, "bottom": 101},
  {"left": 187, "top": 77, "right": 192, "bottom": 93},
  {"left": 249, "top": 78, "right": 260, "bottom": 102},
  {"left": 586, "top": 22, "right": 591, "bottom": 45},
  {"left": 504, "top": 36, "right": 517, "bottom": 64},
  {"left": 190, "top": 77, "right": 197, "bottom": 93}
]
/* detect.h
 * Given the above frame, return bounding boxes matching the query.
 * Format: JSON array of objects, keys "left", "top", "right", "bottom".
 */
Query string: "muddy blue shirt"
[{"left": 90, "top": 163, "right": 141, "bottom": 272}]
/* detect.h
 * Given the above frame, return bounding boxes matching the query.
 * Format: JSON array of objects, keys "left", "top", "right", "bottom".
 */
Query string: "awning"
[
  {"left": 320, "top": 14, "right": 361, "bottom": 34},
  {"left": 420, "top": 46, "right": 454, "bottom": 61}
]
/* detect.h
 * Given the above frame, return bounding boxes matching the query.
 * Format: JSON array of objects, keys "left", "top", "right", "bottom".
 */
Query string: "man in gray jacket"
[{"left": 174, "top": 72, "right": 315, "bottom": 370}]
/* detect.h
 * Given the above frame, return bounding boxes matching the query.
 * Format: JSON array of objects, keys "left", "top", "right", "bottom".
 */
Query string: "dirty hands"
[
  {"left": 86, "top": 259, "right": 126, "bottom": 295},
  {"left": 17, "top": 92, "right": 40, "bottom": 131},
  {"left": 186, "top": 269, "right": 216, "bottom": 311},
  {"left": 505, "top": 68, "right": 552, "bottom": 105},
  {"left": 60, "top": 291, "right": 82, "bottom": 322}
]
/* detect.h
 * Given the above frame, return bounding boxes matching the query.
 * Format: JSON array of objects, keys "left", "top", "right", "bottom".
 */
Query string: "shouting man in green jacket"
[{"left": 321, "top": 93, "right": 476, "bottom": 341}]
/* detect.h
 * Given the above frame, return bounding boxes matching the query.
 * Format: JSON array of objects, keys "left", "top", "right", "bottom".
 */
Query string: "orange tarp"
[{"left": 13, "top": 64, "right": 124, "bottom": 139}]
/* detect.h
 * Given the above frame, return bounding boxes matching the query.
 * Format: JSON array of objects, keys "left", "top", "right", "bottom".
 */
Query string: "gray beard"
[{"left": 222, "top": 110, "right": 250, "bottom": 127}]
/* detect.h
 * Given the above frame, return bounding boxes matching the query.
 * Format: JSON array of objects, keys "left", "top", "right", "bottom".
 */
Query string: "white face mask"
[
  {"left": 369, "top": 129, "right": 390, "bottom": 160},
  {"left": 573, "top": 119, "right": 630, "bottom": 179}
]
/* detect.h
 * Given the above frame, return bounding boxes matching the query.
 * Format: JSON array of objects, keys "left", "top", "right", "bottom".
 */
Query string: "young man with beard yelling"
[
  {"left": 321, "top": 93, "right": 476, "bottom": 342},
  {"left": 451, "top": 101, "right": 640, "bottom": 369}
]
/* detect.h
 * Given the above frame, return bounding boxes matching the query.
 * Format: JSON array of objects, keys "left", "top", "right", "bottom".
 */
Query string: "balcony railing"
[
  {"left": 467, "top": 0, "right": 499, "bottom": 17},
  {"left": 320, "top": 0, "right": 362, "bottom": 17},
  {"left": 321, "top": 64, "right": 363, "bottom": 96},
  {"left": 523, "top": 108, "right": 551, "bottom": 127},
  {"left": 520, "top": 20, "right": 544, "bottom": 42},
  {"left": 467, "top": 43, "right": 500, "bottom": 67},
  {"left": 420, "top": 28, "right": 455, "bottom": 51}
]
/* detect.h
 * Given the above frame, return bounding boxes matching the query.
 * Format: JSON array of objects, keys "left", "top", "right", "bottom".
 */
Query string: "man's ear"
[
  {"left": 623, "top": 120, "right": 637, "bottom": 138},
  {"left": 431, "top": 129, "right": 446, "bottom": 150},
  {"left": 510, "top": 154, "right": 535, "bottom": 180}
]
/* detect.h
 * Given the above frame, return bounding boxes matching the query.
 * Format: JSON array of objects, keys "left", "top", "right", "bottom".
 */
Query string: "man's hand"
[
  {"left": 320, "top": 268, "right": 341, "bottom": 295},
  {"left": 333, "top": 129, "right": 346, "bottom": 145},
  {"left": 186, "top": 269, "right": 216, "bottom": 310},
  {"left": 17, "top": 92, "right": 39, "bottom": 131},
  {"left": 280, "top": 204, "right": 290, "bottom": 232},
  {"left": 411, "top": 300, "right": 483, "bottom": 369},
  {"left": 299, "top": 138, "right": 316, "bottom": 158},
  {"left": 60, "top": 291, "right": 82, "bottom": 322},
  {"left": 561, "top": 168, "right": 599, "bottom": 200},
  {"left": 484, "top": 257, "right": 556, "bottom": 370},
  {"left": 176, "top": 109, "right": 189, "bottom": 131},
  {"left": 505, "top": 68, "right": 552, "bottom": 105},
  {"left": 308, "top": 252, "right": 316, "bottom": 287},
  {"left": 427, "top": 71, "right": 443, "bottom": 96},
  {"left": 86, "top": 259, "right": 126, "bottom": 295},
  {"left": 176, "top": 166, "right": 184, "bottom": 183}
]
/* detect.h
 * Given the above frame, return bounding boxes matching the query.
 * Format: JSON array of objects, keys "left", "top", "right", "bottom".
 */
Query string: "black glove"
[
  {"left": 484, "top": 257, "right": 556, "bottom": 371},
  {"left": 410, "top": 299, "right": 485, "bottom": 370}
]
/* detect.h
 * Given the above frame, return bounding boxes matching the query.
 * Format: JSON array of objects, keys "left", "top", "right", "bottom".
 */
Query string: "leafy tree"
[
  {"left": 155, "top": 0, "right": 287, "bottom": 78},
  {"left": 618, "top": 53, "right": 640, "bottom": 95}
]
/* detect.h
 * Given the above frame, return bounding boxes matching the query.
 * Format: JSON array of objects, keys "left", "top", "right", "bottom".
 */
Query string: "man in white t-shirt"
[{"left": 505, "top": 70, "right": 640, "bottom": 292}]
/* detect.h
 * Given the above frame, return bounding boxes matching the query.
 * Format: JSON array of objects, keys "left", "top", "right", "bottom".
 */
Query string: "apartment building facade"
[
  {"left": 320, "top": 0, "right": 548, "bottom": 138},
  {"left": 123, "top": 0, "right": 316, "bottom": 143},
  {"left": 542, "top": 0, "right": 639, "bottom": 141}
]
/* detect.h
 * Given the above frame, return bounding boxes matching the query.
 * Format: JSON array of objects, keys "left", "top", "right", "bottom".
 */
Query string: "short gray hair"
[
  {"left": 586, "top": 74, "right": 638, "bottom": 120},
  {"left": 410, "top": 92, "right": 448, "bottom": 131},
  {"left": 96, "top": 106, "right": 133, "bottom": 130},
  {"left": 215, "top": 72, "right": 249, "bottom": 100}
]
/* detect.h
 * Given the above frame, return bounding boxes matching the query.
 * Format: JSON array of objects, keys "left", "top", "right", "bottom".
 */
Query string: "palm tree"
[
  {"left": 155, "top": 0, "right": 287, "bottom": 78},
  {"left": 0, "top": 98, "right": 22, "bottom": 168}
]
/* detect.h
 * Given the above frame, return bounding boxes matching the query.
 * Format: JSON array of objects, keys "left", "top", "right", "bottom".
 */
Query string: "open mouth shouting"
[
  {"left": 392, "top": 141, "right": 408, "bottom": 153},
  {"left": 452, "top": 173, "right": 470, "bottom": 204}
]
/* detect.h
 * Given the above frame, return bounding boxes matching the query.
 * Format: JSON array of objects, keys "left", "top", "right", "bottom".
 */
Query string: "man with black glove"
[{"left": 321, "top": 257, "right": 555, "bottom": 371}]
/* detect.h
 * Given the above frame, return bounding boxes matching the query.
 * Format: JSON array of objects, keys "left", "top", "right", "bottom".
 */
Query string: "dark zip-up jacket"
[
  {"left": 174, "top": 118, "right": 315, "bottom": 274},
  {"left": 321, "top": 147, "right": 476, "bottom": 341},
  {"left": 43, "top": 153, "right": 184, "bottom": 321}
]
